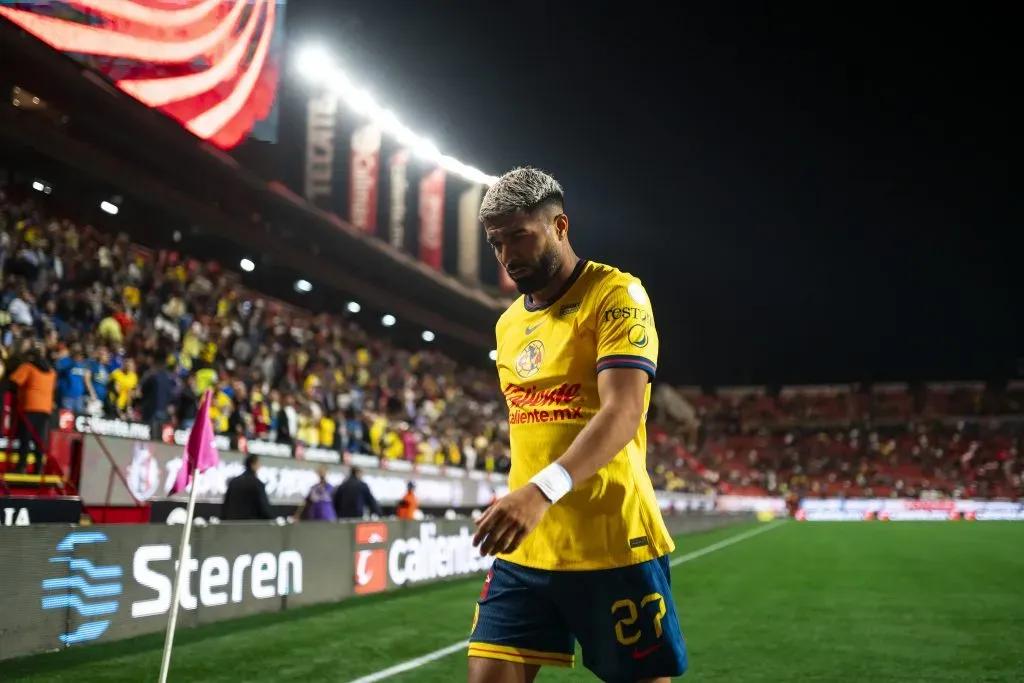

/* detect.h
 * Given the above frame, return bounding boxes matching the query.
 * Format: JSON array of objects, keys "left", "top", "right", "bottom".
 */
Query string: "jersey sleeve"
[{"left": 592, "top": 276, "right": 659, "bottom": 381}]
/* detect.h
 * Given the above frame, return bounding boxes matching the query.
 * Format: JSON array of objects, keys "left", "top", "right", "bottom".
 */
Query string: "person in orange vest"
[
  {"left": 395, "top": 481, "right": 419, "bottom": 520},
  {"left": 8, "top": 346, "right": 56, "bottom": 473}
]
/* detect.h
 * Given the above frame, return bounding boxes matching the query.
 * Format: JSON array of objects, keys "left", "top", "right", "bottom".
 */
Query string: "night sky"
[{"left": 277, "top": 2, "right": 1020, "bottom": 386}]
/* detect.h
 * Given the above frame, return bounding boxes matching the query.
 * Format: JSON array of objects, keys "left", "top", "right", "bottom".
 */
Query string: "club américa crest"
[{"left": 515, "top": 340, "right": 545, "bottom": 378}]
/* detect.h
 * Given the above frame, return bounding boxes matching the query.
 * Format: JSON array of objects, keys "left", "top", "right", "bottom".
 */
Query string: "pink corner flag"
[{"left": 171, "top": 390, "right": 220, "bottom": 495}]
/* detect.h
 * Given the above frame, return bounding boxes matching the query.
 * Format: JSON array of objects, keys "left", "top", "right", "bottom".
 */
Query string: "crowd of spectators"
[
  {"left": 680, "top": 383, "right": 1024, "bottom": 436},
  {"left": 0, "top": 187, "right": 511, "bottom": 475},
  {"left": 2, "top": 185, "right": 1021, "bottom": 502},
  {"left": 649, "top": 388, "right": 1023, "bottom": 500}
]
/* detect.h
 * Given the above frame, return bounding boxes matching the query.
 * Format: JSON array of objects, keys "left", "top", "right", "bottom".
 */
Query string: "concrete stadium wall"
[
  {"left": 76, "top": 434, "right": 716, "bottom": 517},
  {"left": 77, "top": 434, "right": 507, "bottom": 508},
  {"left": 0, "top": 513, "right": 749, "bottom": 661}
]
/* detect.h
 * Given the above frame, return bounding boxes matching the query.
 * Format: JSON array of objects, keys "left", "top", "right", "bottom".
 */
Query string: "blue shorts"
[{"left": 469, "top": 556, "right": 688, "bottom": 681}]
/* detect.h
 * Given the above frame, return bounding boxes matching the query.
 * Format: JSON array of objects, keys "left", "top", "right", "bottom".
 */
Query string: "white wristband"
[{"left": 530, "top": 463, "right": 573, "bottom": 504}]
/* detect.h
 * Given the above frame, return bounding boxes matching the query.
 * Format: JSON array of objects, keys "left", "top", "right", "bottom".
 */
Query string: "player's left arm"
[
  {"left": 562, "top": 275, "right": 659, "bottom": 484},
  {"left": 553, "top": 367, "right": 648, "bottom": 481}
]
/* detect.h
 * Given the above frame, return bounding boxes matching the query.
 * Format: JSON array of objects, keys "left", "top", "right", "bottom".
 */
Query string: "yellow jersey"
[
  {"left": 495, "top": 259, "right": 672, "bottom": 570},
  {"left": 109, "top": 369, "right": 138, "bottom": 411},
  {"left": 319, "top": 416, "right": 336, "bottom": 448}
]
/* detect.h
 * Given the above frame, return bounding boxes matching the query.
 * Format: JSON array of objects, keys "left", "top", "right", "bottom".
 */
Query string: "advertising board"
[
  {"left": 0, "top": 513, "right": 744, "bottom": 661},
  {"left": 796, "top": 498, "right": 1024, "bottom": 521}
]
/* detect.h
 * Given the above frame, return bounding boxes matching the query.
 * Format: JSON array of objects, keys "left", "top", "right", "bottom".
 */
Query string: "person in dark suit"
[
  {"left": 222, "top": 454, "right": 274, "bottom": 520},
  {"left": 332, "top": 466, "right": 382, "bottom": 519}
]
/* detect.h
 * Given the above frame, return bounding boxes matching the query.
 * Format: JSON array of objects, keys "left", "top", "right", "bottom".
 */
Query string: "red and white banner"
[
  {"left": 349, "top": 124, "right": 382, "bottom": 234},
  {"left": 418, "top": 167, "right": 446, "bottom": 269},
  {"left": 388, "top": 149, "right": 410, "bottom": 250}
]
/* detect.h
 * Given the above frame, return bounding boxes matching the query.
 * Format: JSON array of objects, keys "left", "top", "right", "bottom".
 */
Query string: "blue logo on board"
[{"left": 41, "top": 531, "right": 123, "bottom": 644}]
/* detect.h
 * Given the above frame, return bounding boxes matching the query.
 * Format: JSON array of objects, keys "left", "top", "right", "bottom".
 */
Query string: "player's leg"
[
  {"left": 467, "top": 559, "right": 576, "bottom": 682},
  {"left": 468, "top": 657, "right": 540, "bottom": 683},
  {"left": 555, "top": 556, "right": 687, "bottom": 682}
]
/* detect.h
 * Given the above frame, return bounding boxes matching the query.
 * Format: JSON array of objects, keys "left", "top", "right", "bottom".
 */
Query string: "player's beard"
[{"left": 511, "top": 246, "right": 562, "bottom": 295}]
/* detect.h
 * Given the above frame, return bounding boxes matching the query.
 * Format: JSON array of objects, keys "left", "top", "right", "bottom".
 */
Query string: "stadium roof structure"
[{"left": 0, "top": 19, "right": 504, "bottom": 349}]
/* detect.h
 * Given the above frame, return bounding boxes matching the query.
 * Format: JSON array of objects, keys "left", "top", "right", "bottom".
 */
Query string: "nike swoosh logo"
[
  {"left": 525, "top": 322, "right": 543, "bottom": 336},
  {"left": 631, "top": 642, "right": 664, "bottom": 660}
]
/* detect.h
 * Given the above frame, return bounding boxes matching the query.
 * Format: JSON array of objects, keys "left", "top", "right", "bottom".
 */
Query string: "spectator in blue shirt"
[
  {"left": 88, "top": 346, "right": 115, "bottom": 413},
  {"left": 345, "top": 407, "right": 367, "bottom": 453},
  {"left": 55, "top": 344, "right": 90, "bottom": 413}
]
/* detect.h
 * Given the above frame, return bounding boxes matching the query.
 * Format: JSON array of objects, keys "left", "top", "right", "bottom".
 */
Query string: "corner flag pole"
[
  {"left": 158, "top": 390, "right": 217, "bottom": 682},
  {"left": 158, "top": 467, "right": 201, "bottom": 683}
]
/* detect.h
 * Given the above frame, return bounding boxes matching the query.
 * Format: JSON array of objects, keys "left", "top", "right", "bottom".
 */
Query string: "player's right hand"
[{"left": 472, "top": 484, "right": 550, "bottom": 556}]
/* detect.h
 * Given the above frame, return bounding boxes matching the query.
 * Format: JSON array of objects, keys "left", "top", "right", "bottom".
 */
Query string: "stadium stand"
[
  {"left": 3, "top": 180, "right": 1021, "bottom": 504},
  {"left": 0, "top": 186, "right": 511, "bottom": 479},
  {"left": 650, "top": 384, "right": 1023, "bottom": 500}
]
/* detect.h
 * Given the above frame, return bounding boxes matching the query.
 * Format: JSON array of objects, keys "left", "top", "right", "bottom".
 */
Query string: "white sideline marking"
[
  {"left": 669, "top": 519, "right": 785, "bottom": 567},
  {"left": 346, "top": 521, "right": 785, "bottom": 682},
  {"left": 346, "top": 641, "right": 469, "bottom": 683}
]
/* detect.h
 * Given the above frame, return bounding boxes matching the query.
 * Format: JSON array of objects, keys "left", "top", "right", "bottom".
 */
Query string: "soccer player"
[{"left": 469, "top": 167, "right": 687, "bottom": 682}]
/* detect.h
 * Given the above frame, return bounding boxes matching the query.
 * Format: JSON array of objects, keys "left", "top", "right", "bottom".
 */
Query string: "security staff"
[
  {"left": 222, "top": 454, "right": 274, "bottom": 520},
  {"left": 332, "top": 466, "right": 382, "bottom": 519}
]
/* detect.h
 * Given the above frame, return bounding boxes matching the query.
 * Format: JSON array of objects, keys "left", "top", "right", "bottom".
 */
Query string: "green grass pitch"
[{"left": 6, "top": 521, "right": 1024, "bottom": 681}]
